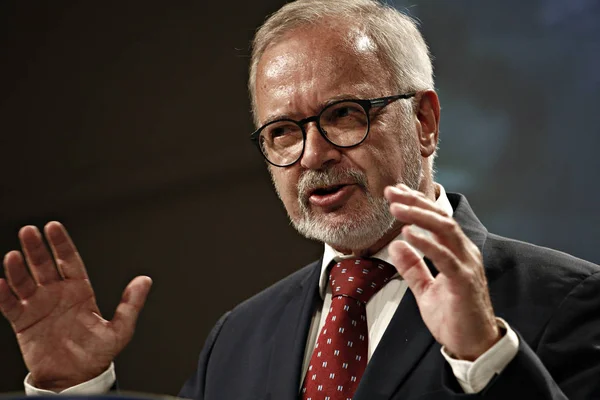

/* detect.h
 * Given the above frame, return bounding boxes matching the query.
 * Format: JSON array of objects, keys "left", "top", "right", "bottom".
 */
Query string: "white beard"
[{"left": 293, "top": 167, "right": 396, "bottom": 250}]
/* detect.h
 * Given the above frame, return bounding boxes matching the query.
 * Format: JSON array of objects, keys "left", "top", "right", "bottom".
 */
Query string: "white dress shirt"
[{"left": 25, "top": 184, "right": 518, "bottom": 395}]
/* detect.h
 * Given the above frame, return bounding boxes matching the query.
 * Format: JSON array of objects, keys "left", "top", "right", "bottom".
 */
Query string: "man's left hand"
[{"left": 384, "top": 184, "right": 501, "bottom": 361}]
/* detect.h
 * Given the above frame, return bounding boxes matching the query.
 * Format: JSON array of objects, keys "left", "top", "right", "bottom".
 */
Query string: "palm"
[
  {"left": 16, "top": 280, "right": 117, "bottom": 384},
  {"left": 389, "top": 230, "right": 499, "bottom": 360},
  {"left": 0, "top": 222, "right": 151, "bottom": 391},
  {"left": 412, "top": 274, "right": 463, "bottom": 348}
]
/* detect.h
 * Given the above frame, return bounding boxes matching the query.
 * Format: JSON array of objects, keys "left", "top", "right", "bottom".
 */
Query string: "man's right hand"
[{"left": 0, "top": 221, "right": 152, "bottom": 392}]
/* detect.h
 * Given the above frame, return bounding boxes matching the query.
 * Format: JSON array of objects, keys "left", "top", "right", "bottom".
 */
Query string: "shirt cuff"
[
  {"left": 24, "top": 362, "right": 116, "bottom": 395},
  {"left": 441, "top": 318, "right": 519, "bottom": 393}
]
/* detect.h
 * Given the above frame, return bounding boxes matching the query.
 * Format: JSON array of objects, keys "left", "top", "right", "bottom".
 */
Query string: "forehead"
[{"left": 254, "top": 23, "right": 393, "bottom": 123}]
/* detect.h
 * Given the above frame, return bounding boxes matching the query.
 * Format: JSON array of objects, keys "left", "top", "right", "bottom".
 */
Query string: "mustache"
[{"left": 297, "top": 168, "right": 368, "bottom": 202}]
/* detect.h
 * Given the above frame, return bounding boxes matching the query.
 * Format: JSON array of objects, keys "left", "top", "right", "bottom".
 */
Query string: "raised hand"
[
  {"left": 0, "top": 222, "right": 152, "bottom": 392},
  {"left": 384, "top": 185, "right": 501, "bottom": 361}
]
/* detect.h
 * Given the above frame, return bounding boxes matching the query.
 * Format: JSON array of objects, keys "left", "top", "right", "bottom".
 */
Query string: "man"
[{"left": 1, "top": 0, "right": 599, "bottom": 398}]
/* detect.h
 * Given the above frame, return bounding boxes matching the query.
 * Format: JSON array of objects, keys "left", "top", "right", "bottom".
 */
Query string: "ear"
[{"left": 414, "top": 90, "right": 440, "bottom": 158}]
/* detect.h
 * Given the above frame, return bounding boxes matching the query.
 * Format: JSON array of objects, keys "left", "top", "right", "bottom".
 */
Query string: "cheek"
[
  {"left": 270, "top": 168, "right": 300, "bottom": 205},
  {"left": 360, "top": 141, "right": 407, "bottom": 188}
]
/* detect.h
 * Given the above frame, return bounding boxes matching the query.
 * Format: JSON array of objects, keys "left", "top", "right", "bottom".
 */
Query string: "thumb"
[
  {"left": 110, "top": 275, "right": 152, "bottom": 347},
  {"left": 389, "top": 239, "right": 433, "bottom": 299}
]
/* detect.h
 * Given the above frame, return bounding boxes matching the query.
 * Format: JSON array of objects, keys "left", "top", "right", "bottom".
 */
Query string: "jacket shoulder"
[
  {"left": 229, "top": 259, "right": 321, "bottom": 316},
  {"left": 483, "top": 233, "right": 600, "bottom": 340},
  {"left": 484, "top": 232, "right": 599, "bottom": 279}
]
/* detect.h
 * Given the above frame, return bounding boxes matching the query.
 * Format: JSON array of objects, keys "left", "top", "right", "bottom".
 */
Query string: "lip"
[{"left": 308, "top": 184, "right": 357, "bottom": 209}]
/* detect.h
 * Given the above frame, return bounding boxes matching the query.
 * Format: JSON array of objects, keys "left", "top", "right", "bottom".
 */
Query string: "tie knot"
[{"left": 328, "top": 258, "right": 396, "bottom": 303}]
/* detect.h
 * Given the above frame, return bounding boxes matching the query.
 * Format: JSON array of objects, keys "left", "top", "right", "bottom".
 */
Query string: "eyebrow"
[{"left": 261, "top": 93, "right": 365, "bottom": 126}]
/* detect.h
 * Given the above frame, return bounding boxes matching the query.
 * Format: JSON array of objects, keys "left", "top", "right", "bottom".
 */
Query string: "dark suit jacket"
[{"left": 179, "top": 193, "right": 600, "bottom": 399}]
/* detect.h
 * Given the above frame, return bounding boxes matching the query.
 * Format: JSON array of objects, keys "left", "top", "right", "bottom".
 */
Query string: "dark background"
[{"left": 1, "top": 0, "right": 598, "bottom": 394}]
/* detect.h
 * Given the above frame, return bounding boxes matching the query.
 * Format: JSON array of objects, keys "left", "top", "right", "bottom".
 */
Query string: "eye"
[
  {"left": 331, "top": 105, "right": 362, "bottom": 119},
  {"left": 260, "top": 121, "right": 303, "bottom": 152},
  {"left": 322, "top": 102, "right": 368, "bottom": 127},
  {"left": 270, "top": 126, "right": 287, "bottom": 138},
  {"left": 266, "top": 122, "right": 297, "bottom": 140}
]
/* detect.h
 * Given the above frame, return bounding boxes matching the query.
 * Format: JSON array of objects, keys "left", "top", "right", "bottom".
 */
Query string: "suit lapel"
[
  {"left": 266, "top": 260, "right": 322, "bottom": 400},
  {"left": 353, "top": 262, "right": 437, "bottom": 400},
  {"left": 447, "top": 192, "right": 488, "bottom": 253}
]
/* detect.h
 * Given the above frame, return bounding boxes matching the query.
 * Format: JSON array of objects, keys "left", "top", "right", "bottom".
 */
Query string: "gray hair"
[{"left": 248, "top": 0, "right": 434, "bottom": 126}]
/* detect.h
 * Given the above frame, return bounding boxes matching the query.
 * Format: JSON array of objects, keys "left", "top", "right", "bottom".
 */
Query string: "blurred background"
[{"left": 1, "top": 0, "right": 599, "bottom": 394}]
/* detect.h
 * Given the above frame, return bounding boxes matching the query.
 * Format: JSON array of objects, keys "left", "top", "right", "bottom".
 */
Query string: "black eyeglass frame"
[{"left": 249, "top": 92, "right": 417, "bottom": 167}]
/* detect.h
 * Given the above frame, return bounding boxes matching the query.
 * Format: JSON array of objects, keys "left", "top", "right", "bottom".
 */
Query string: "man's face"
[{"left": 254, "top": 25, "right": 423, "bottom": 252}]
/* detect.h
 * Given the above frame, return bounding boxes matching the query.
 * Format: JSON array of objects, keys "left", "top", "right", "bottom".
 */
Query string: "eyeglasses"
[{"left": 250, "top": 93, "right": 416, "bottom": 167}]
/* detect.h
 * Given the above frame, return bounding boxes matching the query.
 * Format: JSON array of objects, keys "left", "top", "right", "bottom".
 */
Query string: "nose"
[{"left": 300, "top": 122, "right": 342, "bottom": 170}]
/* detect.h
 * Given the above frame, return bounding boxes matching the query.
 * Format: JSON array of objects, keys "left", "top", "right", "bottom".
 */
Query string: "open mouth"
[
  {"left": 306, "top": 183, "right": 357, "bottom": 208},
  {"left": 311, "top": 184, "right": 347, "bottom": 197}
]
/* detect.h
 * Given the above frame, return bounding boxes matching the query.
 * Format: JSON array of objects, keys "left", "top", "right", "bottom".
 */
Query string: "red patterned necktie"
[{"left": 301, "top": 258, "right": 397, "bottom": 400}]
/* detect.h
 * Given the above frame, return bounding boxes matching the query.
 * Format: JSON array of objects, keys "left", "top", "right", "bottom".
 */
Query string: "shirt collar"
[{"left": 318, "top": 183, "right": 453, "bottom": 298}]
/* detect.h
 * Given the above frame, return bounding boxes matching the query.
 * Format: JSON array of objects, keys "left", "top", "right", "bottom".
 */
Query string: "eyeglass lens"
[{"left": 259, "top": 101, "right": 369, "bottom": 166}]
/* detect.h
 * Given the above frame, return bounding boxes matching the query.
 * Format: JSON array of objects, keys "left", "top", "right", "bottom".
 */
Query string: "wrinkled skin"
[{"left": 0, "top": 222, "right": 152, "bottom": 391}]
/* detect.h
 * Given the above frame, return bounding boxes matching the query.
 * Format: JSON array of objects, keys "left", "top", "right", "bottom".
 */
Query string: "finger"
[
  {"left": 4, "top": 251, "right": 38, "bottom": 300},
  {"left": 19, "top": 226, "right": 61, "bottom": 284},
  {"left": 403, "top": 225, "right": 461, "bottom": 279},
  {"left": 110, "top": 276, "right": 152, "bottom": 344},
  {"left": 397, "top": 183, "right": 427, "bottom": 197},
  {"left": 389, "top": 203, "right": 466, "bottom": 256},
  {"left": 384, "top": 185, "right": 450, "bottom": 217},
  {"left": 389, "top": 239, "right": 434, "bottom": 298},
  {"left": 0, "top": 278, "right": 24, "bottom": 323},
  {"left": 44, "top": 221, "right": 89, "bottom": 280}
]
